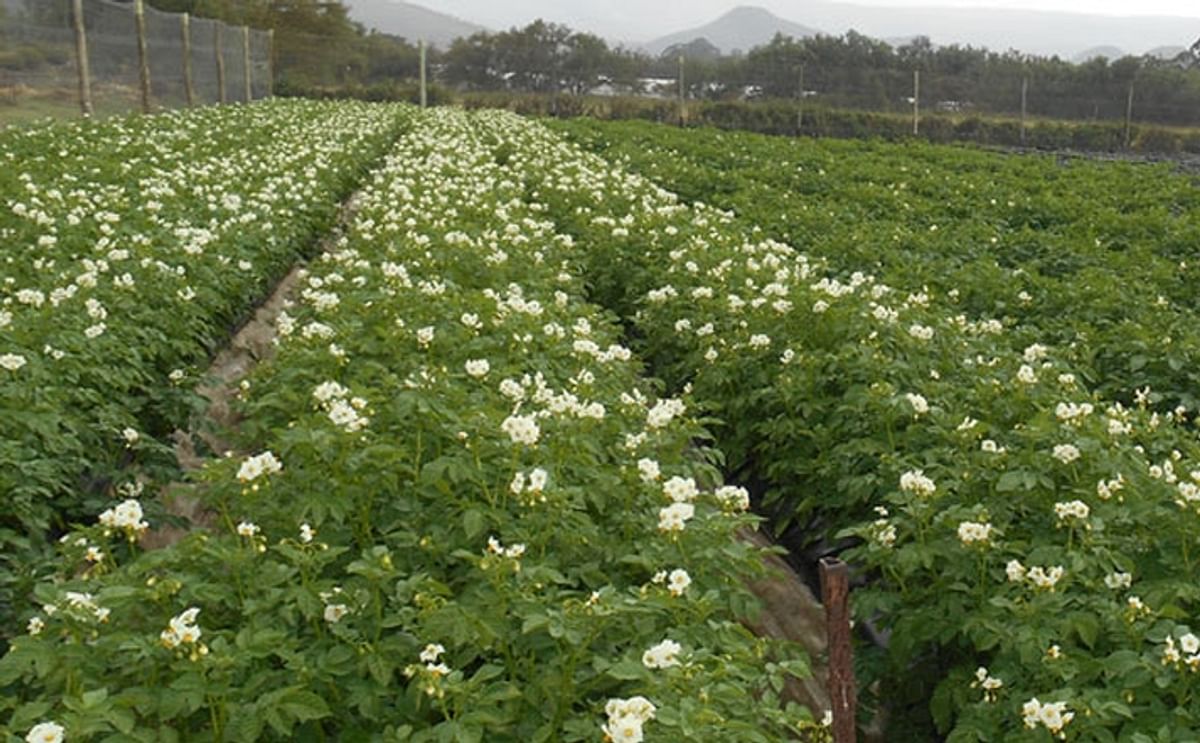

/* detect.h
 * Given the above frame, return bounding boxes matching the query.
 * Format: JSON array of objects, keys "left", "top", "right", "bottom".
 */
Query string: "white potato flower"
[
  {"left": 899, "top": 470, "right": 936, "bottom": 497},
  {"left": 657, "top": 502, "right": 695, "bottom": 533},
  {"left": 500, "top": 414, "right": 540, "bottom": 446},
  {"left": 667, "top": 569, "right": 691, "bottom": 596},
  {"left": 25, "top": 721, "right": 65, "bottom": 743},
  {"left": 1052, "top": 444, "right": 1080, "bottom": 464},
  {"left": 642, "top": 638, "right": 683, "bottom": 669},
  {"left": 636, "top": 458, "right": 661, "bottom": 483},
  {"left": 0, "top": 353, "right": 28, "bottom": 371},
  {"left": 715, "top": 485, "right": 751, "bottom": 511},
  {"left": 662, "top": 476, "right": 698, "bottom": 503},
  {"left": 237, "top": 451, "right": 282, "bottom": 483},
  {"left": 957, "top": 521, "right": 993, "bottom": 546}
]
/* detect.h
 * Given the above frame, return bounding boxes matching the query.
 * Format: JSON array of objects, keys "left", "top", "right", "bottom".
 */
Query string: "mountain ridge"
[
  {"left": 645, "top": 6, "right": 821, "bottom": 56},
  {"left": 341, "top": 0, "right": 485, "bottom": 48},
  {"left": 415, "top": 0, "right": 1200, "bottom": 59}
]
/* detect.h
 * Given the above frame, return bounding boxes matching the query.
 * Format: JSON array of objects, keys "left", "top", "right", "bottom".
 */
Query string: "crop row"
[
  {"left": 0, "top": 108, "right": 808, "bottom": 741},
  {"left": 0, "top": 100, "right": 409, "bottom": 640},
  {"left": 554, "top": 119, "right": 1200, "bottom": 413},
  {"left": 481, "top": 116, "right": 1200, "bottom": 738},
  {"left": 10, "top": 101, "right": 1197, "bottom": 739}
]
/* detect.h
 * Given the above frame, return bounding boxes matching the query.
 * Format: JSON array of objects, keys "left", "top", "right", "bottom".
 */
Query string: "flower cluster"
[
  {"left": 603, "top": 696, "right": 656, "bottom": 743},
  {"left": 98, "top": 498, "right": 149, "bottom": 535},
  {"left": 312, "top": 381, "right": 370, "bottom": 433},
  {"left": 1021, "top": 698, "right": 1074, "bottom": 735},
  {"left": 236, "top": 451, "right": 282, "bottom": 484},
  {"left": 642, "top": 638, "right": 683, "bottom": 669},
  {"left": 403, "top": 643, "right": 453, "bottom": 698},
  {"left": 971, "top": 667, "right": 1003, "bottom": 702},
  {"left": 1006, "top": 561, "right": 1065, "bottom": 591},
  {"left": 899, "top": 470, "right": 936, "bottom": 497},
  {"left": 160, "top": 607, "right": 205, "bottom": 659},
  {"left": 956, "top": 520, "right": 993, "bottom": 546},
  {"left": 1162, "top": 632, "right": 1200, "bottom": 672},
  {"left": 500, "top": 413, "right": 540, "bottom": 446},
  {"left": 661, "top": 475, "right": 699, "bottom": 503}
]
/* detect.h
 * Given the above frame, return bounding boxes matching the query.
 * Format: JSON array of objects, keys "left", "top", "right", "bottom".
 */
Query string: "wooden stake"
[
  {"left": 912, "top": 69, "right": 920, "bottom": 136},
  {"left": 419, "top": 39, "right": 427, "bottom": 108},
  {"left": 215, "top": 23, "right": 227, "bottom": 104},
  {"left": 181, "top": 13, "right": 194, "bottom": 107},
  {"left": 242, "top": 26, "right": 253, "bottom": 101},
  {"left": 1124, "top": 82, "right": 1135, "bottom": 149},
  {"left": 134, "top": 0, "right": 152, "bottom": 113},
  {"left": 1020, "top": 76, "right": 1027, "bottom": 146},
  {"left": 820, "top": 557, "right": 856, "bottom": 743},
  {"left": 71, "top": 0, "right": 93, "bottom": 116},
  {"left": 678, "top": 54, "right": 685, "bottom": 127},
  {"left": 797, "top": 64, "right": 805, "bottom": 135},
  {"left": 266, "top": 29, "right": 275, "bottom": 98}
]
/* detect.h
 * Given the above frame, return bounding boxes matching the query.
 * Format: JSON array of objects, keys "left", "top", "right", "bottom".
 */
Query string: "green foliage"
[
  {"left": 532, "top": 117, "right": 1200, "bottom": 737},
  {"left": 441, "top": 22, "right": 643, "bottom": 95},
  {"left": 0, "top": 106, "right": 809, "bottom": 741},
  {"left": 0, "top": 99, "right": 407, "bottom": 642}
]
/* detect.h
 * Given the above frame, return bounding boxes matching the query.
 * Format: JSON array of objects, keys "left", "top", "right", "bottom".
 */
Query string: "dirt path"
[{"left": 144, "top": 192, "right": 366, "bottom": 550}]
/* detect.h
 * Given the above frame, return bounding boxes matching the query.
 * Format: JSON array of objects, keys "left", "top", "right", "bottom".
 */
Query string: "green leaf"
[
  {"left": 463, "top": 508, "right": 486, "bottom": 540},
  {"left": 1070, "top": 611, "right": 1100, "bottom": 648},
  {"left": 280, "top": 690, "right": 331, "bottom": 723},
  {"left": 995, "top": 470, "right": 1034, "bottom": 492},
  {"left": 606, "top": 658, "right": 647, "bottom": 681}
]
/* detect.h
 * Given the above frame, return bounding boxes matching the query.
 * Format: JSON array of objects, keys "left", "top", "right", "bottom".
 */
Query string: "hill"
[
  {"left": 645, "top": 6, "right": 820, "bottom": 56},
  {"left": 341, "top": 0, "right": 484, "bottom": 48},
  {"left": 1072, "top": 45, "right": 1124, "bottom": 62}
]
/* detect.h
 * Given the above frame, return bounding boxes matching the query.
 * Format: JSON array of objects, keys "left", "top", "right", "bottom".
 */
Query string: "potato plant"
[
  {"left": 0, "top": 108, "right": 809, "bottom": 742},
  {"left": 500, "top": 114, "right": 1200, "bottom": 738},
  {"left": 0, "top": 100, "right": 409, "bottom": 640}
]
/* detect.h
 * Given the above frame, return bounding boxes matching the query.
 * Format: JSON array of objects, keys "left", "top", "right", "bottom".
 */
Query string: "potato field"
[{"left": 3, "top": 100, "right": 1200, "bottom": 741}]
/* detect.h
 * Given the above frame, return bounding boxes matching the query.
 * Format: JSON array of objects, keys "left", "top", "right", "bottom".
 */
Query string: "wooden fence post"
[
  {"left": 1124, "top": 82, "right": 1135, "bottom": 149},
  {"left": 820, "top": 557, "right": 856, "bottom": 743},
  {"left": 266, "top": 29, "right": 275, "bottom": 98},
  {"left": 134, "top": 0, "right": 151, "bottom": 113},
  {"left": 72, "top": 0, "right": 93, "bottom": 116},
  {"left": 1020, "top": 76, "right": 1028, "bottom": 146},
  {"left": 419, "top": 39, "right": 427, "bottom": 108},
  {"left": 181, "top": 13, "right": 194, "bottom": 107},
  {"left": 678, "top": 54, "right": 686, "bottom": 127},
  {"left": 912, "top": 69, "right": 920, "bottom": 136},
  {"left": 797, "top": 64, "right": 805, "bottom": 135},
  {"left": 242, "top": 26, "right": 252, "bottom": 101},
  {"left": 215, "top": 23, "right": 227, "bottom": 104}
]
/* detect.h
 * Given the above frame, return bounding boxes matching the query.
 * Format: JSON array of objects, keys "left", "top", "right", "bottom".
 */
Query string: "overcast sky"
[
  {"left": 854, "top": 0, "right": 1200, "bottom": 16},
  {"left": 429, "top": 0, "right": 1200, "bottom": 55}
]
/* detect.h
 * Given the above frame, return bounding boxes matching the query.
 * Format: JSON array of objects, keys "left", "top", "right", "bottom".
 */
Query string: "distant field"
[{"left": 460, "top": 90, "right": 1200, "bottom": 155}]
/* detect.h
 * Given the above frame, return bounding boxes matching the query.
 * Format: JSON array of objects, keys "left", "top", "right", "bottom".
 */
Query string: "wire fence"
[
  {"left": 703, "top": 63, "right": 1200, "bottom": 129},
  {"left": 561, "top": 60, "right": 1200, "bottom": 132},
  {"left": 0, "top": 0, "right": 271, "bottom": 119},
  {"left": 3, "top": 0, "right": 1197, "bottom": 142}
]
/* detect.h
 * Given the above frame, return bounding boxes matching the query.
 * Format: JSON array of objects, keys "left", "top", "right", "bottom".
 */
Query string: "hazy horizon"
[{"left": 426, "top": 0, "right": 1200, "bottom": 42}]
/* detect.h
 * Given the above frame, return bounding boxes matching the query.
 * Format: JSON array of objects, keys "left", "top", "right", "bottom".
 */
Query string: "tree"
[
  {"left": 561, "top": 32, "right": 609, "bottom": 95},
  {"left": 442, "top": 32, "right": 501, "bottom": 90},
  {"left": 494, "top": 20, "right": 570, "bottom": 93}
]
